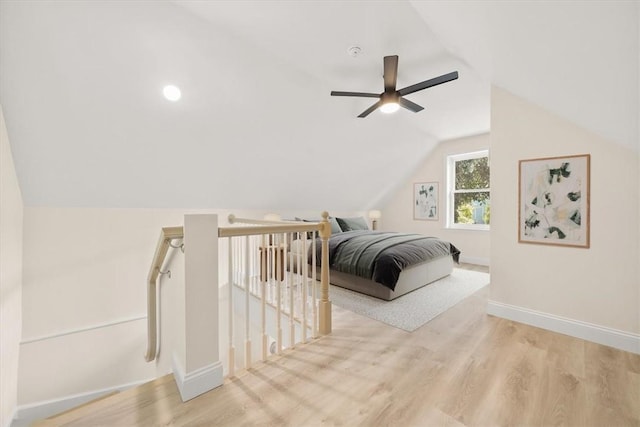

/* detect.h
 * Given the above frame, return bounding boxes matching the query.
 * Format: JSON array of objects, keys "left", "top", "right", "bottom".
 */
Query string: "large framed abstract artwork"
[
  {"left": 518, "top": 154, "right": 590, "bottom": 248},
  {"left": 414, "top": 182, "right": 439, "bottom": 221}
]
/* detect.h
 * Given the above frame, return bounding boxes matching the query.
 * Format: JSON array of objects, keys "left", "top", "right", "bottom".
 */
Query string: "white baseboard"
[
  {"left": 172, "top": 354, "right": 223, "bottom": 402},
  {"left": 12, "top": 378, "right": 153, "bottom": 425},
  {"left": 459, "top": 255, "right": 490, "bottom": 267},
  {"left": 487, "top": 300, "right": 640, "bottom": 355},
  {"left": 5, "top": 408, "right": 18, "bottom": 427}
]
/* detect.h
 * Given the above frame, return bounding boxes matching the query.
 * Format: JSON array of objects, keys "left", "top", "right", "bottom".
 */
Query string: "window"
[{"left": 446, "top": 150, "right": 490, "bottom": 230}]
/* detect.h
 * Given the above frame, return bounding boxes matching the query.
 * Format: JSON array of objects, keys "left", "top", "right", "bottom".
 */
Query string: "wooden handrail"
[
  {"left": 145, "top": 226, "right": 183, "bottom": 362},
  {"left": 224, "top": 215, "right": 325, "bottom": 237}
]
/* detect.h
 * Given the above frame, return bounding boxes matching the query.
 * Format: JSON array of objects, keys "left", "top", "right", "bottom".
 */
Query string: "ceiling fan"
[{"left": 331, "top": 55, "right": 458, "bottom": 118}]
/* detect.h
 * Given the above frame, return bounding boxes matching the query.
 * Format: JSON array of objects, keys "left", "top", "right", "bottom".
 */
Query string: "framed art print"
[
  {"left": 518, "top": 154, "right": 590, "bottom": 248},
  {"left": 414, "top": 182, "right": 439, "bottom": 221}
]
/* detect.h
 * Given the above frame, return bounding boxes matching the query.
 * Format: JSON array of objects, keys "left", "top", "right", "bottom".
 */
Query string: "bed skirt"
[{"left": 325, "top": 255, "right": 453, "bottom": 301}]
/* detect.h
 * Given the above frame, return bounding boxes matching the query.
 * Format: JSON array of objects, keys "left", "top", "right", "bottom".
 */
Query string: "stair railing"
[
  {"left": 145, "top": 212, "right": 332, "bottom": 370},
  {"left": 224, "top": 212, "right": 332, "bottom": 375}
]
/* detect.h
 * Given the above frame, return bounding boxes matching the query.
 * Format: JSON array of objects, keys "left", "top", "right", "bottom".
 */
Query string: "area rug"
[{"left": 329, "top": 268, "right": 489, "bottom": 332}]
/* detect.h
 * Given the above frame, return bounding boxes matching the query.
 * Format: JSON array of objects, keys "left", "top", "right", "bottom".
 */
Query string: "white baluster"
[
  {"left": 261, "top": 234, "right": 267, "bottom": 361},
  {"left": 288, "top": 233, "right": 295, "bottom": 349},
  {"left": 275, "top": 233, "right": 282, "bottom": 354},
  {"left": 244, "top": 235, "right": 251, "bottom": 368},
  {"left": 302, "top": 231, "right": 308, "bottom": 343},
  {"left": 228, "top": 237, "right": 234, "bottom": 377},
  {"left": 311, "top": 233, "right": 317, "bottom": 337}
]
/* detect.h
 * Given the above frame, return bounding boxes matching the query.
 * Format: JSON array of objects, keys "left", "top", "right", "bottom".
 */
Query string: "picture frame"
[
  {"left": 518, "top": 154, "right": 590, "bottom": 248},
  {"left": 414, "top": 182, "right": 439, "bottom": 221}
]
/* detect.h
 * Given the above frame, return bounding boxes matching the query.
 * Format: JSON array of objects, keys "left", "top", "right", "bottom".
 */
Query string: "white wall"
[
  {"left": 0, "top": 106, "right": 23, "bottom": 427},
  {"left": 18, "top": 208, "right": 183, "bottom": 408},
  {"left": 490, "top": 87, "right": 639, "bottom": 337},
  {"left": 382, "top": 133, "right": 490, "bottom": 265},
  {"left": 637, "top": 4, "right": 640, "bottom": 279}
]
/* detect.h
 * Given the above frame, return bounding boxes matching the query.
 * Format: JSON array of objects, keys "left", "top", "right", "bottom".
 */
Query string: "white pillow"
[{"left": 289, "top": 238, "right": 312, "bottom": 255}]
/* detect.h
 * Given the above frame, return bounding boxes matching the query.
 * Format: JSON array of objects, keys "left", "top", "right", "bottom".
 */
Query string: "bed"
[{"left": 291, "top": 216, "right": 460, "bottom": 301}]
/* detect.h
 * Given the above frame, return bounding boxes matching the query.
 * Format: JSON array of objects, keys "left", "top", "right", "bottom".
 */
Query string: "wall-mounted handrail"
[{"left": 145, "top": 226, "right": 183, "bottom": 362}]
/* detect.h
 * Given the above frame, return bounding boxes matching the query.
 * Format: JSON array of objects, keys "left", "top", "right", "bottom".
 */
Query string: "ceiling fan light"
[{"left": 380, "top": 102, "right": 400, "bottom": 114}]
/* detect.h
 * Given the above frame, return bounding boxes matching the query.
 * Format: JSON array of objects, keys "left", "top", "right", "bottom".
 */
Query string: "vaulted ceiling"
[{"left": 0, "top": 1, "right": 637, "bottom": 211}]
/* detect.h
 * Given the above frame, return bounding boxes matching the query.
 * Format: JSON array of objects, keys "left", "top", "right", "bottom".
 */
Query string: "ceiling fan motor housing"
[{"left": 382, "top": 92, "right": 399, "bottom": 104}]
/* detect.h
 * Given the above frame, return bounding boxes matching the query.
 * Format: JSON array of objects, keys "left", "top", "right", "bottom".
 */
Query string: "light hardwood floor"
[{"left": 41, "top": 264, "right": 639, "bottom": 426}]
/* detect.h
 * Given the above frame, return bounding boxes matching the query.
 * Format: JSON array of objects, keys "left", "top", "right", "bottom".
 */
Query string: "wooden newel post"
[{"left": 318, "top": 211, "right": 332, "bottom": 335}]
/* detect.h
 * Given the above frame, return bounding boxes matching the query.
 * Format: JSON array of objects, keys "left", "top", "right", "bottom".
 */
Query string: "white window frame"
[{"left": 446, "top": 150, "right": 490, "bottom": 231}]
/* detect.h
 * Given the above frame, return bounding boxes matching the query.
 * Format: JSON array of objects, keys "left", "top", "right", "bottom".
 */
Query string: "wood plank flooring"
[{"left": 44, "top": 264, "right": 639, "bottom": 426}]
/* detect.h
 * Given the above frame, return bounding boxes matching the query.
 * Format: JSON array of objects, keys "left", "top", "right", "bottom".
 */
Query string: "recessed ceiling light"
[{"left": 162, "top": 85, "right": 181, "bottom": 102}]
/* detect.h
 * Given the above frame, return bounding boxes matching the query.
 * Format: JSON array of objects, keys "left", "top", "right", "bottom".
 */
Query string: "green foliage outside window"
[
  {"left": 453, "top": 156, "right": 490, "bottom": 225},
  {"left": 456, "top": 204, "right": 475, "bottom": 224},
  {"left": 455, "top": 157, "right": 490, "bottom": 190},
  {"left": 483, "top": 204, "right": 491, "bottom": 224}
]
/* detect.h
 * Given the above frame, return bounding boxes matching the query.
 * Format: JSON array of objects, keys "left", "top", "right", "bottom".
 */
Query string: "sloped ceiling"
[
  {"left": 0, "top": 1, "right": 636, "bottom": 211},
  {"left": 412, "top": 0, "right": 639, "bottom": 151}
]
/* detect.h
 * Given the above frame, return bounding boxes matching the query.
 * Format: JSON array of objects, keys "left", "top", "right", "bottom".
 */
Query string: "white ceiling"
[
  {"left": 0, "top": 1, "right": 636, "bottom": 211},
  {"left": 412, "top": 0, "right": 639, "bottom": 151}
]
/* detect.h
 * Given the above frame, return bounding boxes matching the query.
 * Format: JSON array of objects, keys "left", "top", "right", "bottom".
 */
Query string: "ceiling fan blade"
[
  {"left": 397, "top": 71, "right": 459, "bottom": 96},
  {"left": 383, "top": 55, "right": 398, "bottom": 93},
  {"left": 398, "top": 97, "right": 424, "bottom": 113},
  {"left": 358, "top": 100, "right": 383, "bottom": 118},
  {"left": 331, "top": 91, "right": 380, "bottom": 98}
]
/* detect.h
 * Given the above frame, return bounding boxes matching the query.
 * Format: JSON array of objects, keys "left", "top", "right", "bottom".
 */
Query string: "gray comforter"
[{"left": 313, "top": 230, "right": 460, "bottom": 290}]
